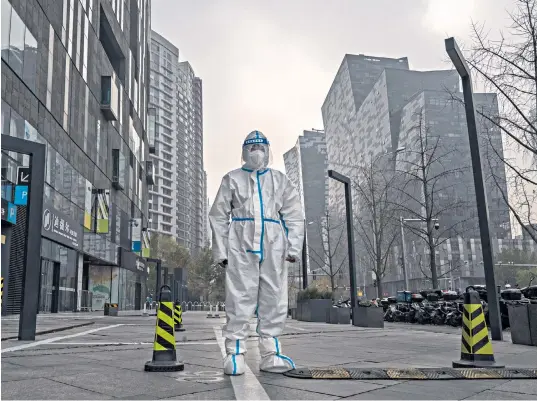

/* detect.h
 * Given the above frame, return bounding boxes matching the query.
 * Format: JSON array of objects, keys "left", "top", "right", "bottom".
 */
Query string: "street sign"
[
  {"left": 1, "top": 199, "right": 17, "bottom": 224},
  {"left": 16, "top": 166, "right": 31, "bottom": 185},
  {"left": 42, "top": 202, "right": 82, "bottom": 250},
  {"left": 14, "top": 186, "right": 28, "bottom": 205}
]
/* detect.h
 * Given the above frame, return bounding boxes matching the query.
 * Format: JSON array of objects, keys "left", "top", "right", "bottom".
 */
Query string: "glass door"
[
  {"left": 39, "top": 259, "right": 59, "bottom": 313},
  {"left": 134, "top": 282, "right": 142, "bottom": 310}
]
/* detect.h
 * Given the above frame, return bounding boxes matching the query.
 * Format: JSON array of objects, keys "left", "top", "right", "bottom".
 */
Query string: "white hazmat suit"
[{"left": 209, "top": 131, "right": 305, "bottom": 376}]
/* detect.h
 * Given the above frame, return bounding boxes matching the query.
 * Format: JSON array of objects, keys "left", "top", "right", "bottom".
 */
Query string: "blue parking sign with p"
[
  {"left": 14, "top": 185, "right": 28, "bottom": 206},
  {"left": 7, "top": 203, "right": 17, "bottom": 224}
]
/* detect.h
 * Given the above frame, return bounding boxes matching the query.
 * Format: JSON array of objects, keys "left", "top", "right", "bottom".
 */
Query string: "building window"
[
  {"left": 1, "top": 1, "right": 38, "bottom": 93},
  {"left": 67, "top": 0, "right": 74, "bottom": 58},
  {"left": 46, "top": 25, "right": 54, "bottom": 109},
  {"left": 162, "top": 206, "right": 172, "bottom": 214},
  {"left": 162, "top": 224, "right": 171, "bottom": 232},
  {"left": 82, "top": 14, "right": 89, "bottom": 81},
  {"left": 63, "top": 57, "right": 71, "bottom": 130}
]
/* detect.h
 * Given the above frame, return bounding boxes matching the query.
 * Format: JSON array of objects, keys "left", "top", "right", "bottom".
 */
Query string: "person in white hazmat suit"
[{"left": 209, "top": 130, "right": 305, "bottom": 376}]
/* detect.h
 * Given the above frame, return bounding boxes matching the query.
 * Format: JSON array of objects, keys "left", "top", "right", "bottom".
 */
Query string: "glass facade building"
[{"left": 1, "top": 0, "right": 152, "bottom": 315}]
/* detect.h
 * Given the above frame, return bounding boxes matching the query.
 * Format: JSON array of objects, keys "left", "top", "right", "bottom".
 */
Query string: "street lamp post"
[
  {"left": 399, "top": 216, "right": 409, "bottom": 290},
  {"left": 445, "top": 37, "right": 503, "bottom": 341},
  {"left": 328, "top": 170, "right": 358, "bottom": 323},
  {"left": 301, "top": 223, "right": 308, "bottom": 289}
]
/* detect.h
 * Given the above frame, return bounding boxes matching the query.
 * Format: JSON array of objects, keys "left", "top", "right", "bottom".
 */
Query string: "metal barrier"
[{"left": 80, "top": 290, "right": 93, "bottom": 312}]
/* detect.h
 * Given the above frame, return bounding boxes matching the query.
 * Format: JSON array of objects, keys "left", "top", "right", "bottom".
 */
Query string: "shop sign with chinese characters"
[{"left": 42, "top": 201, "right": 82, "bottom": 250}]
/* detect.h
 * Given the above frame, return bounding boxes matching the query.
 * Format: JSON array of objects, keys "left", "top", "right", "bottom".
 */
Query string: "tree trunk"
[
  {"left": 376, "top": 252, "right": 383, "bottom": 298},
  {"left": 428, "top": 235, "right": 438, "bottom": 288},
  {"left": 376, "top": 276, "right": 383, "bottom": 299}
]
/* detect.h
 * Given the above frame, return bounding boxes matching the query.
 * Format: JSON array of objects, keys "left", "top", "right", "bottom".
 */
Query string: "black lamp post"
[
  {"left": 328, "top": 170, "right": 358, "bottom": 324},
  {"left": 445, "top": 37, "right": 502, "bottom": 341}
]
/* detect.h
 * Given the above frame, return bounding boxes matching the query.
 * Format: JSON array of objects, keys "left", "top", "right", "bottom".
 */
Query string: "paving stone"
[
  {"left": 464, "top": 389, "right": 533, "bottom": 400},
  {"left": 50, "top": 369, "right": 183, "bottom": 398},
  {"left": 159, "top": 386, "right": 236, "bottom": 400},
  {"left": 493, "top": 380, "right": 537, "bottom": 395},
  {"left": 1, "top": 360, "right": 106, "bottom": 382},
  {"left": 1, "top": 377, "right": 111, "bottom": 400},
  {"left": 261, "top": 383, "right": 341, "bottom": 400},
  {"left": 257, "top": 374, "right": 386, "bottom": 397}
]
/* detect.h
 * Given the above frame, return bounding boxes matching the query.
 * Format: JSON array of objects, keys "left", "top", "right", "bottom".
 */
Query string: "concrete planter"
[
  {"left": 297, "top": 299, "right": 331, "bottom": 322},
  {"left": 291, "top": 308, "right": 297, "bottom": 320},
  {"left": 327, "top": 307, "right": 351, "bottom": 324},
  {"left": 508, "top": 303, "right": 537, "bottom": 346},
  {"left": 297, "top": 301, "right": 306, "bottom": 321},
  {"left": 352, "top": 306, "right": 384, "bottom": 328}
]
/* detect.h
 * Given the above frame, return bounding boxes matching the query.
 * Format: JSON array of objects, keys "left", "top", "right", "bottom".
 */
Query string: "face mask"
[{"left": 249, "top": 150, "right": 265, "bottom": 168}]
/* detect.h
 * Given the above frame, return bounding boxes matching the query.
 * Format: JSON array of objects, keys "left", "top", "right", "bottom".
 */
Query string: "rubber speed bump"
[
  {"left": 145, "top": 285, "right": 184, "bottom": 372},
  {"left": 283, "top": 367, "right": 537, "bottom": 380},
  {"left": 453, "top": 287, "right": 504, "bottom": 368},
  {"left": 174, "top": 302, "right": 185, "bottom": 332}
]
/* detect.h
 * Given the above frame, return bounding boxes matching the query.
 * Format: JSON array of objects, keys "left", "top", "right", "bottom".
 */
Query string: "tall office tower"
[
  {"left": 148, "top": 32, "right": 205, "bottom": 255},
  {"left": 284, "top": 130, "right": 329, "bottom": 283},
  {"left": 321, "top": 53, "right": 511, "bottom": 294},
  {"left": 1, "top": 0, "right": 152, "bottom": 314}
]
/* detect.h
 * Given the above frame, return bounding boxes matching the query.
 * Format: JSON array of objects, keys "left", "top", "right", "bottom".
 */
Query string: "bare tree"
[
  {"left": 466, "top": 0, "right": 537, "bottom": 242},
  {"left": 396, "top": 109, "right": 471, "bottom": 288},
  {"left": 307, "top": 210, "right": 347, "bottom": 300},
  {"left": 351, "top": 154, "right": 400, "bottom": 298}
]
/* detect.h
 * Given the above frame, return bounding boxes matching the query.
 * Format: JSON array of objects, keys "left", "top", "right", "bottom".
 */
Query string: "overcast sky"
[{"left": 151, "top": 0, "right": 514, "bottom": 202}]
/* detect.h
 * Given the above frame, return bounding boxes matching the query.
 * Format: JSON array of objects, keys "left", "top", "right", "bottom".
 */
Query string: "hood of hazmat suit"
[{"left": 209, "top": 130, "right": 304, "bottom": 375}]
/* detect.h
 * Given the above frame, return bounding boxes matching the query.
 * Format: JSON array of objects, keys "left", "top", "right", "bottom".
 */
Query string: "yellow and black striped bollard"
[
  {"left": 174, "top": 302, "right": 186, "bottom": 332},
  {"left": 145, "top": 285, "right": 184, "bottom": 372},
  {"left": 1, "top": 277, "right": 3, "bottom": 306},
  {"left": 453, "top": 286, "right": 503, "bottom": 368}
]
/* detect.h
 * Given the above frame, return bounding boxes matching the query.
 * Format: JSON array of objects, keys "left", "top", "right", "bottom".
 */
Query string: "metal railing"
[{"left": 80, "top": 290, "right": 93, "bottom": 312}]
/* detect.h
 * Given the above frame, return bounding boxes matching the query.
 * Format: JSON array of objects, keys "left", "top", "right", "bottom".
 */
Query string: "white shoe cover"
[
  {"left": 223, "top": 353, "right": 245, "bottom": 376},
  {"left": 259, "top": 337, "right": 296, "bottom": 373}
]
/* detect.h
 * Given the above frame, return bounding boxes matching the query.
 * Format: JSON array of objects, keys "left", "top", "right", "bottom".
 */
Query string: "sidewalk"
[
  {"left": 1, "top": 312, "right": 536, "bottom": 399},
  {"left": 1, "top": 308, "right": 162, "bottom": 340},
  {"left": 1, "top": 313, "right": 102, "bottom": 340}
]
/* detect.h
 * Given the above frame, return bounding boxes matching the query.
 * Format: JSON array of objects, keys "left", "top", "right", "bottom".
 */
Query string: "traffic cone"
[
  {"left": 214, "top": 303, "right": 220, "bottom": 318},
  {"left": 145, "top": 285, "right": 184, "bottom": 372},
  {"left": 207, "top": 305, "right": 214, "bottom": 318},
  {"left": 453, "top": 287, "right": 504, "bottom": 368},
  {"left": 174, "top": 302, "right": 185, "bottom": 332}
]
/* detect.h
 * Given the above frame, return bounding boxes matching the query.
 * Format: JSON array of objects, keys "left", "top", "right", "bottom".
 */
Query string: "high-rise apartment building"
[
  {"left": 148, "top": 31, "right": 206, "bottom": 255},
  {"left": 1, "top": 0, "right": 152, "bottom": 314}
]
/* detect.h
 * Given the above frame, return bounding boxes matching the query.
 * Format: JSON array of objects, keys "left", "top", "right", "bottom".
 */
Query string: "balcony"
[
  {"left": 146, "top": 161, "right": 155, "bottom": 185},
  {"left": 101, "top": 75, "right": 119, "bottom": 121}
]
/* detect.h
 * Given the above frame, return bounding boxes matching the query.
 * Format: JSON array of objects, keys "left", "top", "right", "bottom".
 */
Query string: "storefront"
[
  {"left": 87, "top": 264, "right": 118, "bottom": 311},
  {"left": 118, "top": 248, "right": 148, "bottom": 311},
  {"left": 86, "top": 250, "right": 147, "bottom": 311},
  {"left": 39, "top": 201, "right": 82, "bottom": 313}
]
